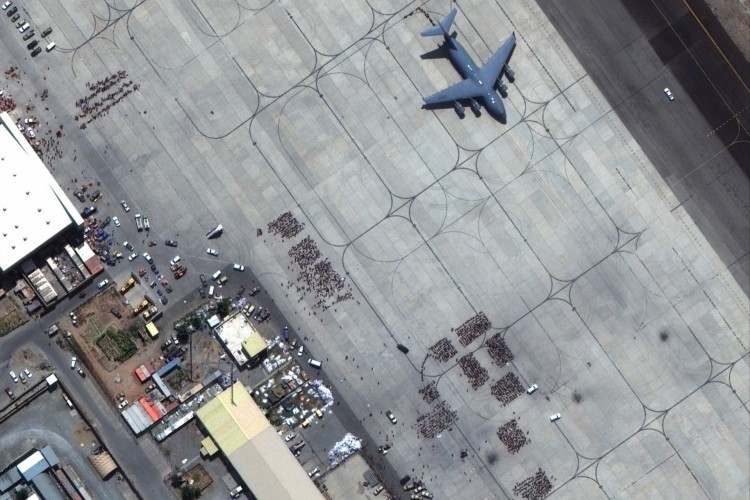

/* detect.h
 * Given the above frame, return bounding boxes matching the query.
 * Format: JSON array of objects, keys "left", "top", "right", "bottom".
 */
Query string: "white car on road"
[
  {"left": 97, "top": 279, "right": 109, "bottom": 289},
  {"left": 206, "top": 248, "right": 219, "bottom": 256},
  {"left": 663, "top": 88, "right": 674, "bottom": 101},
  {"left": 113, "top": 216, "right": 120, "bottom": 227}
]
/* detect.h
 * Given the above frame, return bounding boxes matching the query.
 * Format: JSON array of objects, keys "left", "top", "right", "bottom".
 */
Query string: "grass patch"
[{"left": 96, "top": 327, "right": 137, "bottom": 363}]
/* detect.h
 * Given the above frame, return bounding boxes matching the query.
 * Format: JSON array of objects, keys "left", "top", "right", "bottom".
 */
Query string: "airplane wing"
[
  {"left": 423, "top": 78, "right": 484, "bottom": 105},
  {"left": 478, "top": 33, "right": 516, "bottom": 85}
]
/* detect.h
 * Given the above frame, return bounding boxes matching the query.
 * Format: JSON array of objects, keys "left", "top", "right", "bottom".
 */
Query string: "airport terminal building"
[{"left": 0, "top": 111, "right": 83, "bottom": 273}]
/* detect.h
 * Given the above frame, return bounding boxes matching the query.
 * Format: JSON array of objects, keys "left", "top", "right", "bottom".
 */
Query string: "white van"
[
  {"left": 211, "top": 270, "right": 221, "bottom": 281},
  {"left": 45, "top": 42, "right": 56, "bottom": 52},
  {"left": 230, "top": 485, "right": 244, "bottom": 498},
  {"left": 70, "top": 356, "right": 77, "bottom": 369},
  {"left": 208, "top": 286, "right": 214, "bottom": 298},
  {"left": 307, "top": 359, "right": 322, "bottom": 369}
]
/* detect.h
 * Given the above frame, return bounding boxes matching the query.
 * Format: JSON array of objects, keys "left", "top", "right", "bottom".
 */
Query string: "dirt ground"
[
  {"left": 68, "top": 288, "right": 226, "bottom": 406},
  {"left": 0, "top": 295, "right": 28, "bottom": 336},
  {"left": 69, "top": 287, "right": 163, "bottom": 405},
  {"left": 706, "top": 0, "right": 749, "bottom": 61}
]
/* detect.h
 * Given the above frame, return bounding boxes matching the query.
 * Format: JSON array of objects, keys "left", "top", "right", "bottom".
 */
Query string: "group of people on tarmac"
[
  {"left": 491, "top": 372, "right": 524, "bottom": 406},
  {"left": 455, "top": 312, "right": 491, "bottom": 346},
  {"left": 76, "top": 71, "right": 138, "bottom": 128},
  {"left": 458, "top": 353, "right": 489, "bottom": 390},
  {"left": 429, "top": 337, "right": 458, "bottom": 362},
  {"left": 513, "top": 469, "right": 553, "bottom": 500},
  {"left": 417, "top": 400, "right": 458, "bottom": 439},
  {"left": 497, "top": 419, "right": 528, "bottom": 454}
]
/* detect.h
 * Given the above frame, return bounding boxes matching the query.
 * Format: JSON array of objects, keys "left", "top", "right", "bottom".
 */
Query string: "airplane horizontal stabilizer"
[{"left": 420, "top": 9, "right": 457, "bottom": 37}]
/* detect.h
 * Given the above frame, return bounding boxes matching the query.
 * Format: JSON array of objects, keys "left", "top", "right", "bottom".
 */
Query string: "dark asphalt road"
[
  {"left": 0, "top": 315, "right": 172, "bottom": 499},
  {"left": 538, "top": 0, "right": 750, "bottom": 294}
]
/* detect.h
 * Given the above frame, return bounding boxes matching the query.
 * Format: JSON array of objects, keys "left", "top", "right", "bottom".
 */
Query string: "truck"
[
  {"left": 119, "top": 277, "right": 135, "bottom": 294},
  {"left": 134, "top": 213, "right": 144, "bottom": 231},
  {"left": 132, "top": 299, "right": 149, "bottom": 316},
  {"left": 47, "top": 324, "right": 59, "bottom": 337},
  {"left": 206, "top": 224, "right": 223, "bottom": 239},
  {"left": 142, "top": 213, "right": 150, "bottom": 230}
]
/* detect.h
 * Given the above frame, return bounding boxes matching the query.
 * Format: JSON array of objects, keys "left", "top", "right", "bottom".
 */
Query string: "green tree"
[
  {"left": 180, "top": 485, "right": 201, "bottom": 500},
  {"left": 217, "top": 298, "right": 230, "bottom": 318}
]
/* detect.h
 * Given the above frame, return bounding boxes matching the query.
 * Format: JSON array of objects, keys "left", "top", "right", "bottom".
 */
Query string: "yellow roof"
[
  {"left": 145, "top": 322, "right": 158, "bottom": 337},
  {"left": 196, "top": 382, "right": 324, "bottom": 500},
  {"left": 200, "top": 436, "right": 219, "bottom": 456},
  {"left": 242, "top": 332, "right": 268, "bottom": 358},
  {"left": 196, "top": 381, "right": 269, "bottom": 455}
]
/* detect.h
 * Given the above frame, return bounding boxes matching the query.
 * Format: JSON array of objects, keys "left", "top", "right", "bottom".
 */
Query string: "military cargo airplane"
[{"left": 421, "top": 9, "right": 516, "bottom": 122}]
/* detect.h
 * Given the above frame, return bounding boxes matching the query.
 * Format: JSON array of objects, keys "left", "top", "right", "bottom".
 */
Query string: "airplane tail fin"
[{"left": 420, "top": 9, "right": 457, "bottom": 37}]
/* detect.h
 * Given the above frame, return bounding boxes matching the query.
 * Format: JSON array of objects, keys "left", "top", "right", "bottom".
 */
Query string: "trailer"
[
  {"left": 142, "top": 213, "right": 150, "bottom": 230},
  {"left": 134, "top": 213, "right": 144, "bottom": 231},
  {"left": 206, "top": 224, "right": 223, "bottom": 239}
]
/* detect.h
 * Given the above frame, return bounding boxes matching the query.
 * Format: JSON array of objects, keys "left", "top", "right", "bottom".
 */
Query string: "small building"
[{"left": 214, "top": 311, "right": 268, "bottom": 367}]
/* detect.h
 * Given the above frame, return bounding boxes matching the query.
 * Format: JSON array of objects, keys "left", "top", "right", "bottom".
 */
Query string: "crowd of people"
[
  {"left": 296, "top": 259, "right": 347, "bottom": 300},
  {"left": 288, "top": 236, "right": 321, "bottom": 268},
  {"left": 75, "top": 71, "right": 139, "bottom": 128},
  {"left": 429, "top": 337, "right": 457, "bottom": 362},
  {"left": 491, "top": 372, "right": 524, "bottom": 406},
  {"left": 497, "top": 419, "right": 528, "bottom": 454},
  {"left": 486, "top": 333, "right": 514, "bottom": 366},
  {"left": 416, "top": 400, "right": 457, "bottom": 439},
  {"left": 455, "top": 312, "right": 491, "bottom": 346},
  {"left": 458, "top": 353, "right": 489, "bottom": 390},
  {"left": 513, "top": 469, "right": 552, "bottom": 499},
  {"left": 419, "top": 382, "right": 440, "bottom": 404},
  {"left": 271, "top": 213, "right": 353, "bottom": 310},
  {"left": 268, "top": 211, "right": 305, "bottom": 240}
]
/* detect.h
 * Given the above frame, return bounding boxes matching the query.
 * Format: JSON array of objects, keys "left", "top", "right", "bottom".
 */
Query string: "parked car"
[
  {"left": 206, "top": 248, "right": 218, "bottom": 256},
  {"left": 663, "top": 87, "right": 674, "bottom": 101},
  {"left": 160, "top": 296, "right": 168, "bottom": 305},
  {"left": 113, "top": 216, "right": 120, "bottom": 227},
  {"left": 386, "top": 410, "right": 397, "bottom": 424},
  {"left": 198, "top": 288, "right": 206, "bottom": 299},
  {"left": 200, "top": 274, "right": 207, "bottom": 286},
  {"left": 233, "top": 263, "right": 245, "bottom": 272},
  {"left": 8, "top": 371, "right": 18, "bottom": 383},
  {"left": 26, "top": 40, "right": 37, "bottom": 50},
  {"left": 128, "top": 252, "right": 138, "bottom": 261},
  {"left": 81, "top": 206, "right": 96, "bottom": 217},
  {"left": 143, "top": 252, "right": 152, "bottom": 263},
  {"left": 110, "top": 308, "right": 122, "bottom": 319},
  {"left": 41, "top": 27, "right": 52, "bottom": 37},
  {"left": 77, "top": 368, "right": 86, "bottom": 378},
  {"left": 165, "top": 239, "right": 178, "bottom": 247},
  {"left": 10, "top": 13, "right": 18, "bottom": 22},
  {"left": 6, "top": 6, "right": 16, "bottom": 17},
  {"left": 74, "top": 190, "right": 85, "bottom": 202},
  {"left": 23, "top": 368, "right": 32, "bottom": 379},
  {"left": 120, "top": 200, "right": 130, "bottom": 212},
  {"left": 2, "top": 2, "right": 13, "bottom": 11},
  {"left": 21, "top": 29, "right": 33, "bottom": 40},
  {"left": 30, "top": 47, "right": 41, "bottom": 57},
  {"left": 123, "top": 241, "right": 134, "bottom": 251},
  {"left": 4, "top": 387, "right": 13, "bottom": 398},
  {"left": 97, "top": 279, "right": 109, "bottom": 289}
]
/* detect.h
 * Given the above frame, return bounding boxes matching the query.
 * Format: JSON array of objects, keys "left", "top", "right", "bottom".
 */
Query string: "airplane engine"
[
  {"left": 470, "top": 99, "right": 481, "bottom": 114},
  {"left": 497, "top": 81, "right": 508, "bottom": 96},
  {"left": 504, "top": 64, "right": 515, "bottom": 82},
  {"left": 453, "top": 101, "right": 465, "bottom": 117}
]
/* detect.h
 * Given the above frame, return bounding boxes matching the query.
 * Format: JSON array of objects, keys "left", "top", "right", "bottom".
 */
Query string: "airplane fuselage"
[{"left": 444, "top": 36, "right": 506, "bottom": 121}]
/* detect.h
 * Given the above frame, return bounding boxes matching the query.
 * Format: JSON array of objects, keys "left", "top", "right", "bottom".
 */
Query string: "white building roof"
[{"left": 0, "top": 112, "right": 83, "bottom": 272}]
